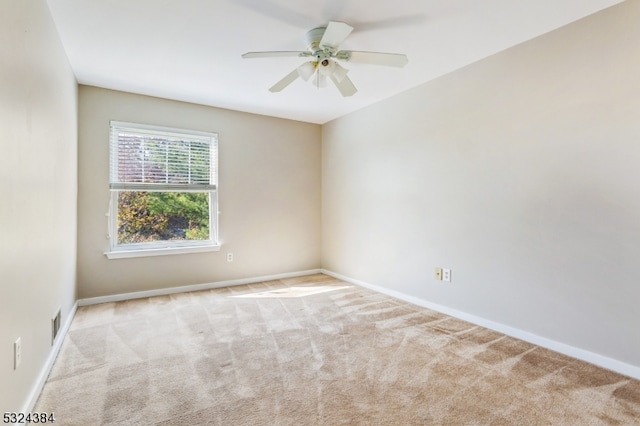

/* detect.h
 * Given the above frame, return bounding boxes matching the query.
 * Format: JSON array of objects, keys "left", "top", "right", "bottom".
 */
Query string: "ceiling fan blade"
[
  {"left": 332, "top": 62, "right": 349, "bottom": 82},
  {"left": 242, "top": 51, "right": 311, "bottom": 59},
  {"left": 269, "top": 68, "right": 300, "bottom": 92},
  {"left": 338, "top": 51, "right": 408, "bottom": 67},
  {"left": 330, "top": 74, "right": 357, "bottom": 97},
  {"left": 320, "top": 21, "right": 354, "bottom": 49}
]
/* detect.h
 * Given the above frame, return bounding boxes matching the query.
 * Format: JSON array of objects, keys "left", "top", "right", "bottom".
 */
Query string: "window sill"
[{"left": 105, "top": 244, "right": 221, "bottom": 259}]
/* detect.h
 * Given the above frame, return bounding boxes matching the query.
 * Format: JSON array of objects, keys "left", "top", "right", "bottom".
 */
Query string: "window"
[{"left": 106, "top": 121, "right": 219, "bottom": 258}]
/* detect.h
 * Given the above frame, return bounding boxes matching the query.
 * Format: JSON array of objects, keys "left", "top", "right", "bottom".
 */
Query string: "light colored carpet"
[{"left": 36, "top": 274, "right": 640, "bottom": 425}]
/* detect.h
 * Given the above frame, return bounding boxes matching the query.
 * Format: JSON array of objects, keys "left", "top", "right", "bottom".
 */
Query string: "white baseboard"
[
  {"left": 321, "top": 269, "right": 640, "bottom": 381},
  {"left": 23, "top": 301, "right": 79, "bottom": 413},
  {"left": 78, "top": 269, "right": 322, "bottom": 306}
]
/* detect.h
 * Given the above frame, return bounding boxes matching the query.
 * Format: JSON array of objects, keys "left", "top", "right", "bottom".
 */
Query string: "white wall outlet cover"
[{"left": 443, "top": 268, "right": 451, "bottom": 282}]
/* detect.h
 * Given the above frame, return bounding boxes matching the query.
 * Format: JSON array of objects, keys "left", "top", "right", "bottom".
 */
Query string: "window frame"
[{"left": 105, "top": 121, "right": 220, "bottom": 259}]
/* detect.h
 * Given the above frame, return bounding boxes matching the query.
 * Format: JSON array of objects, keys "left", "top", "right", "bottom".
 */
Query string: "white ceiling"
[{"left": 46, "top": 0, "right": 623, "bottom": 124}]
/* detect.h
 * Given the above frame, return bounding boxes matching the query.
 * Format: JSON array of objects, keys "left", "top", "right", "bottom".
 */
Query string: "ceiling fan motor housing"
[
  {"left": 305, "top": 27, "right": 326, "bottom": 51},
  {"left": 306, "top": 27, "right": 337, "bottom": 64}
]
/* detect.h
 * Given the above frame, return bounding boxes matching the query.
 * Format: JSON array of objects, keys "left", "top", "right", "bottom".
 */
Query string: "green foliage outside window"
[{"left": 117, "top": 191, "right": 210, "bottom": 244}]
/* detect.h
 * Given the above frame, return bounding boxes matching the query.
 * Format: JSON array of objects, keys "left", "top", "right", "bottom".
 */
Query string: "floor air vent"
[{"left": 52, "top": 309, "right": 61, "bottom": 345}]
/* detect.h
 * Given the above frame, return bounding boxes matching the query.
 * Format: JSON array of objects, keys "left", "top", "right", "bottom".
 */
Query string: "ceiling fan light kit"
[{"left": 241, "top": 21, "right": 408, "bottom": 97}]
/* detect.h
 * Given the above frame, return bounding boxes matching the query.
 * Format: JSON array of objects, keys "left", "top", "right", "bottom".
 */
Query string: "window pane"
[{"left": 117, "top": 191, "right": 210, "bottom": 244}]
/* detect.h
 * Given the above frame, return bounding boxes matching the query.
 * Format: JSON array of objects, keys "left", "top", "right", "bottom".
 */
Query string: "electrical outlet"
[
  {"left": 435, "top": 267, "right": 443, "bottom": 280},
  {"left": 14, "top": 337, "right": 21, "bottom": 370},
  {"left": 226, "top": 252, "right": 233, "bottom": 262},
  {"left": 443, "top": 268, "right": 451, "bottom": 282}
]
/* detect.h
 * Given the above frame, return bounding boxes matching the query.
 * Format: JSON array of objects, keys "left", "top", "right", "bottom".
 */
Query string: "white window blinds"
[{"left": 109, "top": 121, "right": 217, "bottom": 191}]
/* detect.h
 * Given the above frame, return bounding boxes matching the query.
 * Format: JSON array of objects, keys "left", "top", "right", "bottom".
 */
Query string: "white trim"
[
  {"left": 78, "top": 269, "right": 323, "bottom": 306},
  {"left": 108, "top": 120, "right": 219, "bottom": 253},
  {"left": 22, "top": 301, "right": 79, "bottom": 413},
  {"left": 110, "top": 183, "right": 217, "bottom": 191},
  {"left": 110, "top": 120, "right": 216, "bottom": 139},
  {"left": 321, "top": 269, "right": 640, "bottom": 381},
  {"left": 105, "top": 244, "right": 221, "bottom": 259}
]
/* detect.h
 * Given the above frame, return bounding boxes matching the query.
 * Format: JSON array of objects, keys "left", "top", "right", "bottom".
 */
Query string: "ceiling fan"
[{"left": 241, "top": 21, "right": 408, "bottom": 97}]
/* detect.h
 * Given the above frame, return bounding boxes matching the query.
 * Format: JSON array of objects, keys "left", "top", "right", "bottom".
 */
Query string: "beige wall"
[
  {"left": 322, "top": 1, "right": 640, "bottom": 367},
  {"left": 77, "top": 86, "right": 321, "bottom": 298},
  {"left": 0, "top": 0, "right": 78, "bottom": 412}
]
